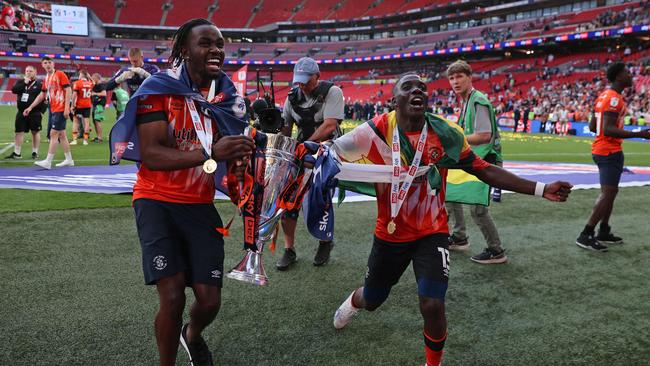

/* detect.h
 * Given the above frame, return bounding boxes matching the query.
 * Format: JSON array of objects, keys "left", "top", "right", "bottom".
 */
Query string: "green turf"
[
  {"left": 1, "top": 187, "right": 650, "bottom": 365},
  {"left": 500, "top": 132, "right": 650, "bottom": 166},
  {"left": 0, "top": 189, "right": 133, "bottom": 213},
  {"left": 0, "top": 105, "right": 124, "bottom": 167}
]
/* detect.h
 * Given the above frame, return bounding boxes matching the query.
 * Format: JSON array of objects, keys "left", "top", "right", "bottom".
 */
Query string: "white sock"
[
  {"left": 45, "top": 153, "right": 55, "bottom": 162},
  {"left": 64, "top": 152, "right": 73, "bottom": 161},
  {"left": 15, "top": 145, "right": 22, "bottom": 155},
  {"left": 32, "top": 147, "right": 38, "bottom": 154}
]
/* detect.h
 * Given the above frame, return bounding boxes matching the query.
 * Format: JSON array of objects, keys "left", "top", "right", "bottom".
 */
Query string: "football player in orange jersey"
[
  {"left": 331, "top": 73, "right": 573, "bottom": 366},
  {"left": 576, "top": 63, "right": 650, "bottom": 251},
  {"left": 128, "top": 19, "right": 255, "bottom": 366},
  {"left": 70, "top": 70, "right": 94, "bottom": 145},
  {"left": 23, "top": 56, "right": 74, "bottom": 169}
]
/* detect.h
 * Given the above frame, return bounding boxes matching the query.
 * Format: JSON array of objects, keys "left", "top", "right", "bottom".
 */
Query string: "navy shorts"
[
  {"left": 50, "top": 111, "right": 67, "bottom": 131},
  {"left": 593, "top": 151, "right": 624, "bottom": 187},
  {"left": 75, "top": 107, "right": 91, "bottom": 118},
  {"left": 133, "top": 198, "right": 225, "bottom": 287},
  {"left": 364, "top": 233, "right": 450, "bottom": 305},
  {"left": 283, "top": 208, "right": 300, "bottom": 220}
]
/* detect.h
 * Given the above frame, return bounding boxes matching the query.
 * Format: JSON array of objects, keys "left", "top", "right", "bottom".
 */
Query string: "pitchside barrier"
[{"left": 498, "top": 117, "right": 650, "bottom": 142}]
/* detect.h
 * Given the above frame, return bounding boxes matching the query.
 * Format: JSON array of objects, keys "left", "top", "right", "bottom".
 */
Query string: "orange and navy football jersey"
[
  {"left": 133, "top": 94, "right": 217, "bottom": 204},
  {"left": 592, "top": 89, "right": 626, "bottom": 156},
  {"left": 334, "top": 113, "right": 490, "bottom": 243},
  {"left": 73, "top": 79, "right": 94, "bottom": 109},
  {"left": 42, "top": 70, "right": 70, "bottom": 113}
]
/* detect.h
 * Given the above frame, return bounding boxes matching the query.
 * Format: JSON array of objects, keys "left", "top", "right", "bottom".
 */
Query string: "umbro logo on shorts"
[{"left": 211, "top": 269, "right": 222, "bottom": 279}]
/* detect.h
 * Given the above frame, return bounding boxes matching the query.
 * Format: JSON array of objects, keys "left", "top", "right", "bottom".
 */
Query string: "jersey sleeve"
[
  {"left": 104, "top": 68, "right": 127, "bottom": 91},
  {"left": 603, "top": 93, "right": 623, "bottom": 114},
  {"left": 58, "top": 71, "right": 70, "bottom": 88},
  {"left": 146, "top": 64, "right": 160, "bottom": 74},
  {"left": 73, "top": 80, "right": 80, "bottom": 91},
  {"left": 136, "top": 94, "right": 167, "bottom": 124},
  {"left": 282, "top": 97, "right": 295, "bottom": 127},
  {"left": 323, "top": 86, "right": 345, "bottom": 120}
]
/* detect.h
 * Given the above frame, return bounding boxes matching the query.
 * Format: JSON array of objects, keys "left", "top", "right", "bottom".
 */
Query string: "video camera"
[{"left": 252, "top": 68, "right": 284, "bottom": 134}]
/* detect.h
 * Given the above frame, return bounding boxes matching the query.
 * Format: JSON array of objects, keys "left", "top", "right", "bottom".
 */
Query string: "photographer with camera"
[{"left": 276, "top": 57, "right": 344, "bottom": 270}]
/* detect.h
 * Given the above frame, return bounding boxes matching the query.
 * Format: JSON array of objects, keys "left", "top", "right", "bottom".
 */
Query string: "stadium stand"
[
  {"left": 326, "top": 0, "right": 376, "bottom": 21},
  {"left": 292, "top": 0, "right": 341, "bottom": 22},
  {"left": 1, "top": 0, "right": 648, "bottom": 124},
  {"left": 78, "top": 0, "right": 116, "bottom": 23},
  {"left": 247, "top": 0, "right": 304, "bottom": 28},
  {"left": 117, "top": 0, "right": 166, "bottom": 26}
]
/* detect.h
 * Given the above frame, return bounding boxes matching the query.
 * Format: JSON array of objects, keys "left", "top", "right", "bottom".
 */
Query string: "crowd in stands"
[
  {"left": 1, "top": 1, "right": 51, "bottom": 32},
  {"left": 343, "top": 58, "right": 649, "bottom": 134},
  {"left": 590, "top": 1, "right": 650, "bottom": 29},
  {"left": 480, "top": 27, "right": 513, "bottom": 44}
]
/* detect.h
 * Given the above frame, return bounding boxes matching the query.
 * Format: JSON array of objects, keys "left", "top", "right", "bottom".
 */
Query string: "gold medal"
[
  {"left": 387, "top": 220, "right": 396, "bottom": 234},
  {"left": 202, "top": 158, "right": 217, "bottom": 174}
]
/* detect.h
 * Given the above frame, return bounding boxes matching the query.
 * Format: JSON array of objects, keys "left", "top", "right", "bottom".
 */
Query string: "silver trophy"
[{"left": 227, "top": 133, "right": 305, "bottom": 286}]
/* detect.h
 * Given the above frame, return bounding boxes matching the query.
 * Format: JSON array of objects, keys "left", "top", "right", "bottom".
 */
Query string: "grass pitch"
[
  {"left": 1, "top": 104, "right": 650, "bottom": 365},
  {"left": 1, "top": 188, "right": 650, "bottom": 365}
]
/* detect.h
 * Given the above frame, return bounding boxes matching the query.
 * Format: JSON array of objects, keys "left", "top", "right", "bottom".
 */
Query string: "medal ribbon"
[
  {"left": 185, "top": 80, "right": 216, "bottom": 159},
  {"left": 389, "top": 122, "right": 428, "bottom": 225},
  {"left": 185, "top": 97, "right": 213, "bottom": 158},
  {"left": 224, "top": 127, "right": 265, "bottom": 252}
]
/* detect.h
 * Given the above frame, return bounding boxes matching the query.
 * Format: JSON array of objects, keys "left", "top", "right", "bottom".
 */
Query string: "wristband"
[{"left": 534, "top": 182, "right": 545, "bottom": 197}]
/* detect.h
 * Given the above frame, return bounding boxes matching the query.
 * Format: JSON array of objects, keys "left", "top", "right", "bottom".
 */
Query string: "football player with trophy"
[{"left": 109, "top": 19, "right": 257, "bottom": 366}]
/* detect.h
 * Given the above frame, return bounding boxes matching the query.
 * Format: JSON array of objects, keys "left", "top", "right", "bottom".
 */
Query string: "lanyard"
[
  {"left": 45, "top": 72, "right": 54, "bottom": 102},
  {"left": 25, "top": 79, "right": 36, "bottom": 91},
  {"left": 184, "top": 80, "right": 217, "bottom": 158},
  {"left": 459, "top": 88, "right": 475, "bottom": 129},
  {"left": 389, "top": 122, "right": 428, "bottom": 232}
]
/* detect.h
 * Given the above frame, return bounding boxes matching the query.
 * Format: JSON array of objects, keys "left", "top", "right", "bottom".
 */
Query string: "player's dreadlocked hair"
[
  {"left": 169, "top": 18, "right": 214, "bottom": 68},
  {"left": 606, "top": 62, "right": 626, "bottom": 83}
]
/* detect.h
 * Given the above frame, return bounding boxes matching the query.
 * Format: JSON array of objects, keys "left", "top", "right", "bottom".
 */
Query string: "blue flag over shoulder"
[{"left": 108, "top": 63, "right": 249, "bottom": 195}]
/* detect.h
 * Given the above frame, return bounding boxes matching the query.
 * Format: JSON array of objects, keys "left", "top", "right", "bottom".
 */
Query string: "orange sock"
[
  {"left": 424, "top": 329, "right": 447, "bottom": 366},
  {"left": 72, "top": 132, "right": 78, "bottom": 140},
  {"left": 83, "top": 133, "right": 89, "bottom": 141}
]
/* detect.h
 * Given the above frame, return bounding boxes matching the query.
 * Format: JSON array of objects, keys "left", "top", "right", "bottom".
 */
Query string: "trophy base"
[
  {"left": 226, "top": 270, "right": 269, "bottom": 286},
  {"left": 226, "top": 250, "right": 269, "bottom": 286}
]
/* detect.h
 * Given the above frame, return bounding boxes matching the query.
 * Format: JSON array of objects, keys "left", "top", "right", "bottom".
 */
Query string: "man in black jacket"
[{"left": 6, "top": 65, "right": 44, "bottom": 159}]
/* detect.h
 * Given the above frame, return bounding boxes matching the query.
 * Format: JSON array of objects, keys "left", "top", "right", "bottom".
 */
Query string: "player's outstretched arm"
[
  {"left": 103, "top": 69, "right": 133, "bottom": 91},
  {"left": 602, "top": 111, "right": 650, "bottom": 139},
  {"left": 465, "top": 164, "right": 572, "bottom": 202}
]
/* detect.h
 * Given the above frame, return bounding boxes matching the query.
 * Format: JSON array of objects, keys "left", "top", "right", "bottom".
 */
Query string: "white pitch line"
[
  {"left": 0, "top": 158, "right": 123, "bottom": 164},
  {"left": 0, "top": 143, "right": 15, "bottom": 155}
]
